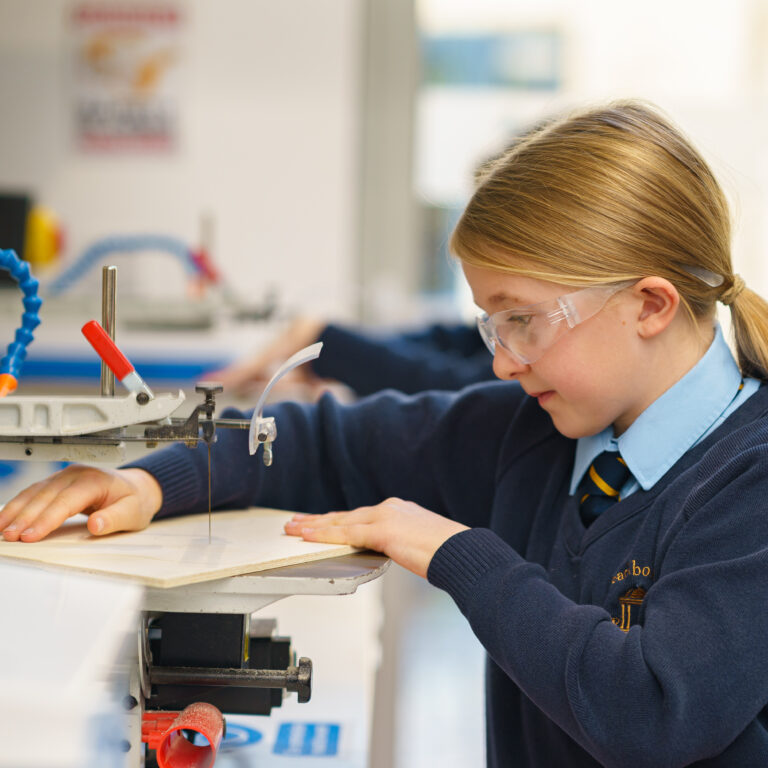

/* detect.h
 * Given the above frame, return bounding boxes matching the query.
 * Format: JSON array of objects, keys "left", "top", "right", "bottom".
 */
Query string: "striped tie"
[{"left": 578, "top": 451, "right": 631, "bottom": 526}]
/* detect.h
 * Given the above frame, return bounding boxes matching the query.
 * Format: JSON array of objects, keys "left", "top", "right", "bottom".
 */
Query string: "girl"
[{"left": 4, "top": 101, "right": 768, "bottom": 767}]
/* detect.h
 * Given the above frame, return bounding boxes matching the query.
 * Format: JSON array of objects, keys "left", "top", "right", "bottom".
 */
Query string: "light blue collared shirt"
[{"left": 570, "top": 324, "right": 760, "bottom": 498}]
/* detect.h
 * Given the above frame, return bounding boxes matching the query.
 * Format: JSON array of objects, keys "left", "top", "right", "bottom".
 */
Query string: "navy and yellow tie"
[{"left": 578, "top": 451, "right": 631, "bottom": 526}]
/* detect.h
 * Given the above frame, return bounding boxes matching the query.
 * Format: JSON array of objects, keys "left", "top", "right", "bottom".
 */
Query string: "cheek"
[
  {"left": 550, "top": 361, "right": 614, "bottom": 411},
  {"left": 546, "top": 372, "right": 621, "bottom": 437},
  {"left": 554, "top": 315, "right": 637, "bottom": 390},
  {"left": 536, "top": 337, "right": 636, "bottom": 436},
  {"left": 538, "top": 336, "right": 603, "bottom": 397}
]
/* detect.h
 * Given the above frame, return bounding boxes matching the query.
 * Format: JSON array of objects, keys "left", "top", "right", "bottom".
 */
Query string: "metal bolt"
[{"left": 122, "top": 695, "right": 138, "bottom": 710}]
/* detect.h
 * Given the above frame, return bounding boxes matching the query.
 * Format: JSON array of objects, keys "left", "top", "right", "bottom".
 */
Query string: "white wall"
[
  {"left": 565, "top": 0, "right": 768, "bottom": 294},
  {"left": 0, "top": 0, "right": 361, "bottom": 317},
  {"left": 417, "top": 0, "right": 768, "bottom": 311}
]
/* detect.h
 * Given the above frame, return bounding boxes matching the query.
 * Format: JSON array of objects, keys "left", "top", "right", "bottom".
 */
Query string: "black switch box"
[
  {"left": 152, "top": 613, "right": 248, "bottom": 668},
  {"left": 0, "top": 193, "right": 31, "bottom": 286}
]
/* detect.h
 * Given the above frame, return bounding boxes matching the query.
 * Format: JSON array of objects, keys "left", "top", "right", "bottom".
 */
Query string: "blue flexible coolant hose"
[
  {"left": 0, "top": 249, "right": 42, "bottom": 383},
  {"left": 45, "top": 234, "right": 198, "bottom": 296}
]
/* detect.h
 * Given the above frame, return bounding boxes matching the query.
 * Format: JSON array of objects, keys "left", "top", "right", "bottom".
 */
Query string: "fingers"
[
  {"left": 0, "top": 478, "right": 48, "bottom": 530},
  {"left": 0, "top": 465, "right": 157, "bottom": 543},
  {"left": 87, "top": 494, "right": 150, "bottom": 537},
  {"left": 289, "top": 509, "right": 364, "bottom": 525},
  {"left": 283, "top": 499, "right": 468, "bottom": 580},
  {"left": 2, "top": 470, "right": 108, "bottom": 542},
  {"left": 212, "top": 361, "right": 268, "bottom": 393},
  {"left": 285, "top": 508, "right": 376, "bottom": 532},
  {"left": 286, "top": 517, "right": 375, "bottom": 549},
  {"left": 299, "top": 523, "right": 373, "bottom": 548},
  {"left": 286, "top": 499, "right": 406, "bottom": 529},
  {"left": 284, "top": 507, "right": 387, "bottom": 552},
  {"left": 284, "top": 512, "right": 344, "bottom": 538}
]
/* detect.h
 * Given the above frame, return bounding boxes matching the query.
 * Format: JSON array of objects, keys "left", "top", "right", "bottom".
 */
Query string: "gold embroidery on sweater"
[
  {"left": 611, "top": 587, "right": 646, "bottom": 632},
  {"left": 611, "top": 559, "right": 653, "bottom": 584}
]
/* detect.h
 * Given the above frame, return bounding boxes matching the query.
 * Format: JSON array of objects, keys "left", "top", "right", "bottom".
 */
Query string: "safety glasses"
[{"left": 476, "top": 281, "right": 635, "bottom": 364}]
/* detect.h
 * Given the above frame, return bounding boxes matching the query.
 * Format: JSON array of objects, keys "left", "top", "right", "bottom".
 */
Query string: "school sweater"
[
  {"left": 312, "top": 322, "right": 493, "bottom": 395},
  {"left": 127, "top": 380, "right": 768, "bottom": 768}
]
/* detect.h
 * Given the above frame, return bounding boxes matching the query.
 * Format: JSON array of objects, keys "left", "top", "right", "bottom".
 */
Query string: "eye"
[{"left": 504, "top": 313, "right": 533, "bottom": 327}]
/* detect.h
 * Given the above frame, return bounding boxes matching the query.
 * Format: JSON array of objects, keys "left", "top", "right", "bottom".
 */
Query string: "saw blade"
[{"left": 207, "top": 441, "right": 212, "bottom": 543}]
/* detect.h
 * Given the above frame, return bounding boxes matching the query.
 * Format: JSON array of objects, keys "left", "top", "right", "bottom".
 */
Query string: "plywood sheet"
[{"left": 0, "top": 509, "right": 358, "bottom": 589}]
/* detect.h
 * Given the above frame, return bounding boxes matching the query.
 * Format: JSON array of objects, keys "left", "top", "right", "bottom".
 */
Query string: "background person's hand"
[
  {"left": 211, "top": 316, "right": 327, "bottom": 396},
  {"left": 284, "top": 497, "right": 469, "bottom": 578},
  {"left": 0, "top": 465, "right": 163, "bottom": 543}
]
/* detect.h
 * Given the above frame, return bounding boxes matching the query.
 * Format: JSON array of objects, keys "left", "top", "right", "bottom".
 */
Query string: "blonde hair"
[{"left": 451, "top": 100, "right": 768, "bottom": 380}]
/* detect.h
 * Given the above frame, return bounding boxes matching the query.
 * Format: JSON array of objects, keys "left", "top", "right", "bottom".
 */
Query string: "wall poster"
[{"left": 71, "top": 2, "right": 182, "bottom": 152}]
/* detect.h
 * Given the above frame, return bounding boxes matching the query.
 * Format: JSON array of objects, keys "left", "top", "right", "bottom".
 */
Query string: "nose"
[{"left": 492, "top": 346, "right": 530, "bottom": 380}]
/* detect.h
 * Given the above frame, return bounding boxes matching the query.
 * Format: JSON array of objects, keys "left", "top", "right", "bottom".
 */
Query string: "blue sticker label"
[
  {"left": 274, "top": 722, "right": 340, "bottom": 756},
  {"left": 0, "top": 462, "right": 18, "bottom": 479}
]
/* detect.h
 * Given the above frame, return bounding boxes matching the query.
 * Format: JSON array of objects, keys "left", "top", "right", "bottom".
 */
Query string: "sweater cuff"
[
  {"left": 427, "top": 527, "right": 524, "bottom": 610},
  {"left": 123, "top": 446, "right": 206, "bottom": 519},
  {"left": 312, "top": 324, "right": 399, "bottom": 396},
  {"left": 312, "top": 324, "right": 360, "bottom": 379}
]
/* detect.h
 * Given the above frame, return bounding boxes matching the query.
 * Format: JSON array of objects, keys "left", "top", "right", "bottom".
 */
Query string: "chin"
[{"left": 549, "top": 414, "right": 606, "bottom": 440}]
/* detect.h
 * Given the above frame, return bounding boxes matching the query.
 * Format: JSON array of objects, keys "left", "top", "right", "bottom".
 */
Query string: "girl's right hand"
[{"left": 0, "top": 465, "right": 163, "bottom": 543}]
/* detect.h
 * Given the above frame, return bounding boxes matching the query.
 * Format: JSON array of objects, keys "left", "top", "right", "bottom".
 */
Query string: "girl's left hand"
[{"left": 283, "top": 498, "right": 469, "bottom": 578}]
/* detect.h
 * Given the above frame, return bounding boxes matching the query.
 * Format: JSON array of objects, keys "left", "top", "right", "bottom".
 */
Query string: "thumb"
[{"left": 88, "top": 496, "right": 151, "bottom": 536}]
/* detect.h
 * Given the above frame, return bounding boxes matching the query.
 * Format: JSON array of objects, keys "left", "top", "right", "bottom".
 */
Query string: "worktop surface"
[{"left": 0, "top": 507, "right": 358, "bottom": 588}]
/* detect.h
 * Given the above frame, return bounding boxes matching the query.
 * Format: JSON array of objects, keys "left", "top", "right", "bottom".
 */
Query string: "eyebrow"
[{"left": 486, "top": 292, "right": 524, "bottom": 307}]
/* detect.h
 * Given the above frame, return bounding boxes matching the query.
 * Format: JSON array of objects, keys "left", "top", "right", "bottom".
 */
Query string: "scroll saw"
[{"left": 0, "top": 254, "right": 388, "bottom": 767}]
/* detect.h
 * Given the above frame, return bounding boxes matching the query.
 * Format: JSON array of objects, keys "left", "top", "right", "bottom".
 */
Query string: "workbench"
[{"left": 0, "top": 551, "right": 388, "bottom": 768}]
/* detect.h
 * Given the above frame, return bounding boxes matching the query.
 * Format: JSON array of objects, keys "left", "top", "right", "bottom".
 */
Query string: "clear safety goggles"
[{"left": 476, "top": 281, "right": 635, "bottom": 365}]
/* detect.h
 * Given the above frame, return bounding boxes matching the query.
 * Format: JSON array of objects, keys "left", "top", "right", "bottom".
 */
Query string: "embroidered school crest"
[{"left": 612, "top": 586, "right": 646, "bottom": 632}]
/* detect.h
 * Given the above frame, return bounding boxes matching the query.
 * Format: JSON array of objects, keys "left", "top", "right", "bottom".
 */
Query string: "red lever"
[
  {"left": 82, "top": 320, "right": 132, "bottom": 379},
  {"left": 142, "top": 711, "right": 179, "bottom": 752},
  {"left": 81, "top": 320, "right": 153, "bottom": 399}
]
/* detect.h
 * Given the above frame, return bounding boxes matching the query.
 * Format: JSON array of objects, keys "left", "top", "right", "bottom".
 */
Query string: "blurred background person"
[{"left": 210, "top": 315, "right": 494, "bottom": 397}]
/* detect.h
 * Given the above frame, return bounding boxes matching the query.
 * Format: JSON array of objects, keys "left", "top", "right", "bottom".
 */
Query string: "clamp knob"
[{"left": 195, "top": 382, "right": 224, "bottom": 398}]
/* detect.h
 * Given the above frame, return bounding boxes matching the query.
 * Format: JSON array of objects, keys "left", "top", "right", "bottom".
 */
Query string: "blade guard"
[{"left": 248, "top": 342, "right": 323, "bottom": 455}]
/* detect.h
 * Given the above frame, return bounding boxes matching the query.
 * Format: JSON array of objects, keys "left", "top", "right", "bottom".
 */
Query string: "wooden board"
[{"left": 0, "top": 508, "right": 358, "bottom": 589}]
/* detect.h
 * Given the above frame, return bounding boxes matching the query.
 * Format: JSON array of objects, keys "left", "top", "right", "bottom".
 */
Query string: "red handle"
[
  {"left": 81, "top": 320, "right": 134, "bottom": 380},
  {"left": 155, "top": 703, "right": 225, "bottom": 768}
]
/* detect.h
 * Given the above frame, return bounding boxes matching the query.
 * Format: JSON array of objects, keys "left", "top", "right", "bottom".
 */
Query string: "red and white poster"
[{"left": 71, "top": 3, "right": 182, "bottom": 152}]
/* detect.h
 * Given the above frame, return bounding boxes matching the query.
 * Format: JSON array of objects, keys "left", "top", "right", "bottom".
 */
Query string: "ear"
[{"left": 631, "top": 277, "right": 680, "bottom": 339}]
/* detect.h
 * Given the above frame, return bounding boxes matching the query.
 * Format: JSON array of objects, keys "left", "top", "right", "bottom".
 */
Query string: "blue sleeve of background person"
[
  {"left": 124, "top": 380, "right": 524, "bottom": 524},
  {"left": 312, "top": 323, "right": 493, "bottom": 396},
  {"left": 427, "top": 432, "right": 768, "bottom": 767},
  {"left": 399, "top": 323, "right": 486, "bottom": 356}
]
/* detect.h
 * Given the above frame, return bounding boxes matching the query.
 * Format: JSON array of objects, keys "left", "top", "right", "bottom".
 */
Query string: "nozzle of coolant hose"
[{"left": 0, "top": 373, "right": 17, "bottom": 398}]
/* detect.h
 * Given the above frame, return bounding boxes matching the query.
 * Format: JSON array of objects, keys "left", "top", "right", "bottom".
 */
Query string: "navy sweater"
[
  {"left": 128, "top": 380, "right": 768, "bottom": 767},
  {"left": 312, "top": 323, "right": 493, "bottom": 395}
]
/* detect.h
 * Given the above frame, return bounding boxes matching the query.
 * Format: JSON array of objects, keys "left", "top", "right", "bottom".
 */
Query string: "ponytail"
[{"left": 724, "top": 280, "right": 768, "bottom": 380}]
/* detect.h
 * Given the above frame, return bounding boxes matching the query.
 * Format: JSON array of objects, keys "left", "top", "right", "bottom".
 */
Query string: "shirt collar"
[{"left": 570, "top": 323, "right": 743, "bottom": 494}]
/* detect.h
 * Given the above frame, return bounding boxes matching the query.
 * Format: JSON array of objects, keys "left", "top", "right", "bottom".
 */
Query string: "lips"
[{"left": 528, "top": 390, "right": 555, "bottom": 404}]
